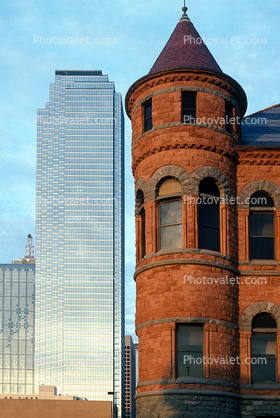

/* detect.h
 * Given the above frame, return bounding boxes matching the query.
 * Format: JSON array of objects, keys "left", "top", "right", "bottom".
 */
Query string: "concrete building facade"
[{"left": 126, "top": 5, "right": 280, "bottom": 418}]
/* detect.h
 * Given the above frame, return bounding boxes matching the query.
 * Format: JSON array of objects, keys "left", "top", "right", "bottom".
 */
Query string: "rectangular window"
[
  {"left": 159, "top": 200, "right": 182, "bottom": 250},
  {"left": 249, "top": 213, "right": 275, "bottom": 260},
  {"left": 177, "top": 325, "right": 203, "bottom": 377},
  {"left": 225, "top": 101, "right": 234, "bottom": 134},
  {"left": 197, "top": 202, "right": 220, "bottom": 252},
  {"left": 143, "top": 99, "right": 152, "bottom": 132},
  {"left": 140, "top": 208, "right": 146, "bottom": 259},
  {"left": 182, "top": 93, "right": 196, "bottom": 124},
  {"left": 251, "top": 333, "right": 277, "bottom": 383}
]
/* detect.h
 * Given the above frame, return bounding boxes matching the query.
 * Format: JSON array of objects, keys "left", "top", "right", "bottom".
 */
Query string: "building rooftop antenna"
[{"left": 25, "top": 234, "right": 35, "bottom": 258}]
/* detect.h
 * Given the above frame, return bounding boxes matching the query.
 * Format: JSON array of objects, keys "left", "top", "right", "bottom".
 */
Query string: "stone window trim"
[
  {"left": 137, "top": 165, "right": 231, "bottom": 204},
  {"left": 149, "top": 166, "right": 189, "bottom": 202},
  {"left": 135, "top": 179, "right": 149, "bottom": 215},
  {"left": 239, "top": 180, "right": 280, "bottom": 210},
  {"left": 187, "top": 166, "right": 231, "bottom": 200},
  {"left": 135, "top": 166, "right": 190, "bottom": 210},
  {"left": 240, "top": 301, "right": 280, "bottom": 332}
]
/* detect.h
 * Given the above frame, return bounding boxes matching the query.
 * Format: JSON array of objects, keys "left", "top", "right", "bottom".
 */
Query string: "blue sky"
[{"left": 0, "top": 0, "right": 279, "bottom": 341}]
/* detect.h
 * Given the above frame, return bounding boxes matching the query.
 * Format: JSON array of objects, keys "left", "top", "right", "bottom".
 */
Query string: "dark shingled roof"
[
  {"left": 149, "top": 14, "right": 222, "bottom": 75},
  {"left": 241, "top": 104, "right": 280, "bottom": 146}
]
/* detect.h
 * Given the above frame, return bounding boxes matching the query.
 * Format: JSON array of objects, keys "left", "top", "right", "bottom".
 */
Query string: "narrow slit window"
[
  {"left": 182, "top": 93, "right": 196, "bottom": 124},
  {"left": 143, "top": 99, "right": 152, "bottom": 132},
  {"left": 225, "top": 101, "right": 234, "bottom": 134},
  {"left": 197, "top": 178, "right": 220, "bottom": 252}
]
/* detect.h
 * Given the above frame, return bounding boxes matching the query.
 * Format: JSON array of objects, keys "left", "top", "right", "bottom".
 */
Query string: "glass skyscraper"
[
  {"left": 35, "top": 70, "right": 125, "bottom": 415},
  {"left": 0, "top": 261, "right": 35, "bottom": 395}
]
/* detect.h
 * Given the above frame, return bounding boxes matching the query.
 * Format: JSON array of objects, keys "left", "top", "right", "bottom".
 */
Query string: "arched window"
[
  {"left": 251, "top": 313, "right": 277, "bottom": 383},
  {"left": 136, "top": 190, "right": 146, "bottom": 259},
  {"left": 249, "top": 192, "right": 275, "bottom": 260},
  {"left": 197, "top": 178, "right": 220, "bottom": 252},
  {"left": 158, "top": 179, "right": 182, "bottom": 250}
]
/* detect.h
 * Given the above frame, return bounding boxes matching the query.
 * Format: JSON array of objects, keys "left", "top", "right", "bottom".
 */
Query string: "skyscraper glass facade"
[
  {"left": 0, "top": 263, "right": 35, "bottom": 395},
  {"left": 35, "top": 70, "right": 125, "bottom": 415}
]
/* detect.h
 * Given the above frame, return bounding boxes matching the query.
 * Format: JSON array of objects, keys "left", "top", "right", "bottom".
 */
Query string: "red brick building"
[{"left": 126, "top": 5, "right": 280, "bottom": 418}]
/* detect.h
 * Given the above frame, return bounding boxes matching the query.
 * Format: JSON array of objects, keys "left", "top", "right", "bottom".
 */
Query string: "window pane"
[
  {"left": 145, "top": 104, "right": 152, "bottom": 120},
  {"left": 199, "top": 178, "right": 220, "bottom": 197},
  {"left": 250, "top": 213, "right": 274, "bottom": 236},
  {"left": 198, "top": 225, "right": 220, "bottom": 252},
  {"left": 4, "top": 355, "right": 10, "bottom": 368},
  {"left": 182, "top": 95, "right": 196, "bottom": 109},
  {"left": 160, "top": 225, "right": 182, "bottom": 249},
  {"left": 198, "top": 202, "right": 219, "bottom": 228},
  {"left": 145, "top": 118, "right": 153, "bottom": 132},
  {"left": 160, "top": 201, "right": 182, "bottom": 226},
  {"left": 177, "top": 326, "right": 203, "bottom": 351},
  {"left": 250, "top": 192, "right": 274, "bottom": 207},
  {"left": 144, "top": 101, "right": 152, "bottom": 132},
  {"left": 177, "top": 325, "right": 203, "bottom": 378},
  {"left": 252, "top": 359, "right": 276, "bottom": 383},
  {"left": 177, "top": 351, "right": 203, "bottom": 377},
  {"left": 11, "top": 355, "right": 18, "bottom": 369},
  {"left": 225, "top": 102, "right": 234, "bottom": 134},
  {"left": 250, "top": 237, "right": 274, "bottom": 260},
  {"left": 252, "top": 314, "right": 277, "bottom": 329},
  {"left": 252, "top": 334, "right": 276, "bottom": 356},
  {"left": 159, "top": 179, "right": 181, "bottom": 196},
  {"left": 182, "top": 110, "right": 196, "bottom": 124},
  {"left": 141, "top": 210, "right": 145, "bottom": 258}
]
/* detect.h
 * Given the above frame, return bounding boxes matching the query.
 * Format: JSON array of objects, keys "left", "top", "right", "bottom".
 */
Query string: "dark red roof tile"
[{"left": 149, "top": 15, "right": 222, "bottom": 75}]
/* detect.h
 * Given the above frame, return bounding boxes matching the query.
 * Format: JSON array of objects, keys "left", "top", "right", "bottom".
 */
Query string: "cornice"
[
  {"left": 238, "top": 149, "right": 280, "bottom": 165},
  {"left": 134, "top": 257, "right": 240, "bottom": 281},
  {"left": 137, "top": 379, "right": 239, "bottom": 391},
  {"left": 136, "top": 316, "right": 238, "bottom": 332}
]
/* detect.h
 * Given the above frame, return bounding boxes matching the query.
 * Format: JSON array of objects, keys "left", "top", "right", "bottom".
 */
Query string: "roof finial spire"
[
  {"left": 182, "top": 0, "right": 188, "bottom": 15},
  {"left": 180, "top": 0, "right": 190, "bottom": 21}
]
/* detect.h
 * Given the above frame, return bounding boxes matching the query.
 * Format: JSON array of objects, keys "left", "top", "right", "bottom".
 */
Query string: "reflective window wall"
[
  {"left": 35, "top": 71, "right": 125, "bottom": 416},
  {"left": 0, "top": 264, "right": 35, "bottom": 395}
]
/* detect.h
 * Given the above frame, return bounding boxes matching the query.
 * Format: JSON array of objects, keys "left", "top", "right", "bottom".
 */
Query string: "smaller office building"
[
  {"left": 0, "top": 236, "right": 35, "bottom": 395},
  {"left": 125, "top": 336, "right": 136, "bottom": 418},
  {"left": 0, "top": 385, "right": 117, "bottom": 418}
]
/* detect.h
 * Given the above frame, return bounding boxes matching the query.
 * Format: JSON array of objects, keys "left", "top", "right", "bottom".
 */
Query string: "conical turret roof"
[{"left": 149, "top": 10, "right": 222, "bottom": 75}]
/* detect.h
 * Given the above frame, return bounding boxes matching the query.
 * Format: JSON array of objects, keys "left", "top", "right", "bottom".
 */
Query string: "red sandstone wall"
[{"left": 128, "top": 66, "right": 280, "bottom": 400}]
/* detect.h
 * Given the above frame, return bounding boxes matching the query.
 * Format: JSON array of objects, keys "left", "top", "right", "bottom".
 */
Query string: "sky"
[{"left": 0, "top": 0, "right": 279, "bottom": 341}]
